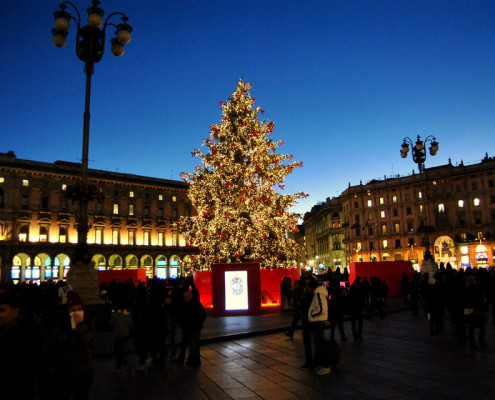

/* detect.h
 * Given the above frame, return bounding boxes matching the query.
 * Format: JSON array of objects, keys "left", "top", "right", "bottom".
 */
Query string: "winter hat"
[{"left": 66, "top": 290, "right": 84, "bottom": 309}]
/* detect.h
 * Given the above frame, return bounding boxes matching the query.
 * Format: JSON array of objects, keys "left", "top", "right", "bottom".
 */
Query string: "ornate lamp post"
[
  {"left": 52, "top": 1, "right": 132, "bottom": 302},
  {"left": 400, "top": 135, "right": 439, "bottom": 263}
]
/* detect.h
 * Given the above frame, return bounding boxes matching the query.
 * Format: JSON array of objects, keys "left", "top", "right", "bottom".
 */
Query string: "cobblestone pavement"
[{"left": 90, "top": 306, "right": 495, "bottom": 400}]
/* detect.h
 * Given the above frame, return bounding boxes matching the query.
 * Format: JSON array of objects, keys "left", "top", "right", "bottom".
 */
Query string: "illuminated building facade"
[
  {"left": 0, "top": 151, "right": 197, "bottom": 284},
  {"left": 304, "top": 154, "right": 495, "bottom": 272},
  {"left": 303, "top": 197, "right": 346, "bottom": 274}
]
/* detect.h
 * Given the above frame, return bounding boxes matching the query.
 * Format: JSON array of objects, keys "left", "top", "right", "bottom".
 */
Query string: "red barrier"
[
  {"left": 98, "top": 269, "right": 147, "bottom": 286},
  {"left": 349, "top": 261, "right": 414, "bottom": 297}
]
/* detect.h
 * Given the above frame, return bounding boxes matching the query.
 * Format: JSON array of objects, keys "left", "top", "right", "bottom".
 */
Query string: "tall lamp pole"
[
  {"left": 400, "top": 135, "right": 439, "bottom": 263},
  {"left": 52, "top": 1, "right": 132, "bottom": 302}
]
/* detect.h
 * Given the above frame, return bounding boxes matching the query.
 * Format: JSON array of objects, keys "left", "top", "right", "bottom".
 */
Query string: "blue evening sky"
[{"left": 1, "top": 1, "right": 494, "bottom": 214}]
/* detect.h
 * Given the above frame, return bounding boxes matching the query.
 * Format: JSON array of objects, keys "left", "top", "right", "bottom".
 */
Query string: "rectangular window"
[
  {"left": 60, "top": 200, "right": 67, "bottom": 211},
  {"left": 380, "top": 211, "right": 385, "bottom": 219},
  {"left": 95, "top": 202, "right": 102, "bottom": 213},
  {"left": 407, "top": 222, "right": 414, "bottom": 232},
  {"left": 159, "top": 194, "right": 163, "bottom": 201},
  {"left": 456, "top": 184, "right": 463, "bottom": 192},
  {"left": 158, "top": 207, "right": 164, "bottom": 217},
  {"left": 144, "top": 206, "right": 150, "bottom": 217},
  {"left": 418, "top": 191, "right": 422, "bottom": 199},
  {"left": 128, "top": 230, "right": 135, "bottom": 246},
  {"left": 129, "top": 204, "right": 134, "bottom": 216},
  {"left": 367, "top": 199, "right": 372, "bottom": 207},
  {"left": 22, "top": 179, "right": 29, "bottom": 187},
  {"left": 394, "top": 223, "right": 400, "bottom": 233},
  {"left": 368, "top": 212, "right": 373, "bottom": 220},
  {"left": 129, "top": 191, "right": 134, "bottom": 198},
  {"left": 172, "top": 208, "right": 178, "bottom": 219},
  {"left": 419, "top": 205, "right": 423, "bottom": 213},
  {"left": 392, "top": 195, "right": 397, "bottom": 203},
  {"left": 406, "top": 207, "right": 412, "bottom": 215},
  {"left": 472, "top": 182, "right": 478, "bottom": 190},
  {"left": 172, "top": 233, "right": 178, "bottom": 246},
  {"left": 158, "top": 232, "right": 164, "bottom": 246},
  {"left": 143, "top": 231, "right": 150, "bottom": 246},
  {"left": 379, "top": 197, "right": 384, "bottom": 205},
  {"left": 354, "top": 201, "right": 359, "bottom": 209},
  {"left": 382, "top": 239, "right": 388, "bottom": 249},
  {"left": 395, "top": 239, "right": 401, "bottom": 248},
  {"left": 95, "top": 229, "right": 103, "bottom": 245},
  {"left": 393, "top": 209, "right": 398, "bottom": 217},
  {"left": 405, "top": 193, "right": 411, "bottom": 201},
  {"left": 112, "top": 230, "right": 119, "bottom": 245},
  {"left": 172, "top": 196, "right": 177, "bottom": 202},
  {"left": 474, "top": 212, "right": 482, "bottom": 224},
  {"left": 41, "top": 196, "right": 49, "bottom": 209},
  {"left": 438, "top": 204, "right": 445, "bottom": 212},
  {"left": 113, "top": 204, "right": 119, "bottom": 215},
  {"left": 381, "top": 224, "right": 387, "bottom": 234},
  {"left": 62, "top": 184, "right": 67, "bottom": 190},
  {"left": 369, "top": 241, "right": 375, "bottom": 251},
  {"left": 22, "top": 194, "right": 29, "bottom": 208}
]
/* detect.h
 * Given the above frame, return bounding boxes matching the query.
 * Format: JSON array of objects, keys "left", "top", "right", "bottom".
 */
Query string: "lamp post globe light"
[
  {"left": 52, "top": 1, "right": 132, "bottom": 303},
  {"left": 400, "top": 135, "right": 439, "bottom": 273}
]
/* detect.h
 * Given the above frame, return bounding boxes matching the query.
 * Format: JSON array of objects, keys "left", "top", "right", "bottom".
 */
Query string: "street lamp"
[
  {"left": 400, "top": 135, "right": 439, "bottom": 262},
  {"left": 52, "top": 1, "right": 132, "bottom": 302}
]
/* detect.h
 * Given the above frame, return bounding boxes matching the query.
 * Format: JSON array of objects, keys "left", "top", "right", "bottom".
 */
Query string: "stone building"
[
  {"left": 0, "top": 151, "right": 197, "bottom": 284},
  {"left": 304, "top": 154, "right": 495, "bottom": 272}
]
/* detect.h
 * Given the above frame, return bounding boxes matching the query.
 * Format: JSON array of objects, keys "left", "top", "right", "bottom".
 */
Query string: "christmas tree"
[{"left": 179, "top": 80, "right": 307, "bottom": 270}]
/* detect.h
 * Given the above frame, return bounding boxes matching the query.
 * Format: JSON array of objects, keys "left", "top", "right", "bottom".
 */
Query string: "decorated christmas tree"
[{"left": 179, "top": 80, "right": 307, "bottom": 270}]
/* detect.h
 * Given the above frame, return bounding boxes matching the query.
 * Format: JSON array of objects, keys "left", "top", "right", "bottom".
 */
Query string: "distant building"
[
  {"left": 0, "top": 151, "right": 197, "bottom": 284},
  {"left": 304, "top": 154, "right": 495, "bottom": 272}
]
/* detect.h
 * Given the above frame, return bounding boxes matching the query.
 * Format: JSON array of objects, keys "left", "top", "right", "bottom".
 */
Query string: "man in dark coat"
[{"left": 175, "top": 289, "right": 206, "bottom": 367}]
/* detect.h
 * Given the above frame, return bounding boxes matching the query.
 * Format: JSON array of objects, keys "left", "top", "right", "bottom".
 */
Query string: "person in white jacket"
[{"left": 308, "top": 281, "right": 330, "bottom": 375}]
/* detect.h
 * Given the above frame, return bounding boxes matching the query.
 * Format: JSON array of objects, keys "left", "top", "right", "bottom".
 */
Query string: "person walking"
[
  {"left": 308, "top": 280, "right": 330, "bottom": 375},
  {"left": 175, "top": 289, "right": 206, "bottom": 367}
]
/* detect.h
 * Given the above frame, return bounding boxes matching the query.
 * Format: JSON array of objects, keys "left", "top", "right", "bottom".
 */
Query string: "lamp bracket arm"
[
  {"left": 59, "top": 1, "right": 82, "bottom": 27},
  {"left": 103, "top": 12, "right": 129, "bottom": 29}
]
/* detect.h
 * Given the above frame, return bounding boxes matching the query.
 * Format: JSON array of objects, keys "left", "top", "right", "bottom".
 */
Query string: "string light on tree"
[{"left": 179, "top": 80, "right": 307, "bottom": 270}]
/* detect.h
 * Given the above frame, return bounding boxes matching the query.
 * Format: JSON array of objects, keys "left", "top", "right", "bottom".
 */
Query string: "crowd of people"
[
  {"left": 0, "top": 277, "right": 205, "bottom": 400},
  {"left": 1, "top": 263, "right": 494, "bottom": 397}
]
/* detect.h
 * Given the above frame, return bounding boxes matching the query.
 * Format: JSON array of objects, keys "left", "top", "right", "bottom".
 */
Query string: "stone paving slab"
[{"left": 91, "top": 306, "right": 495, "bottom": 400}]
